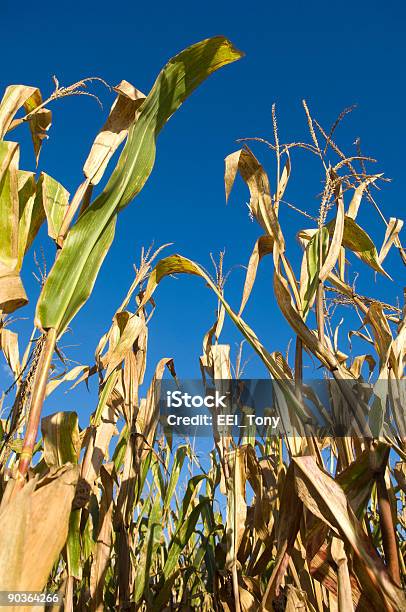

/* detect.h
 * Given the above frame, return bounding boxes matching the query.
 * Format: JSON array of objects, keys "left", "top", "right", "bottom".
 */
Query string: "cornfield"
[{"left": 0, "top": 35, "right": 405, "bottom": 611}]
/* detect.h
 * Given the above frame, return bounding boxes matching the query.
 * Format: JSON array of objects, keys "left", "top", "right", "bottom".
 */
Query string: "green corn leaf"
[
  {"left": 177, "top": 474, "right": 207, "bottom": 525},
  {"left": 66, "top": 508, "right": 82, "bottom": 580},
  {"left": 133, "top": 494, "right": 163, "bottom": 603},
  {"left": 299, "top": 227, "right": 329, "bottom": 319},
  {"left": 135, "top": 451, "right": 153, "bottom": 505},
  {"left": 152, "top": 571, "right": 180, "bottom": 612},
  {"left": 164, "top": 444, "right": 189, "bottom": 514},
  {"left": 162, "top": 498, "right": 209, "bottom": 581},
  {"left": 151, "top": 455, "right": 166, "bottom": 501},
  {"left": 35, "top": 37, "right": 243, "bottom": 336},
  {"left": 112, "top": 423, "right": 129, "bottom": 472}
]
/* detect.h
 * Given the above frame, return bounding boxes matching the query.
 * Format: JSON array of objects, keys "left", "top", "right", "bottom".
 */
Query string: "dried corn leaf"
[
  {"left": 0, "top": 465, "right": 78, "bottom": 597},
  {"left": 378, "top": 217, "right": 403, "bottom": 264},
  {"left": 293, "top": 455, "right": 405, "bottom": 611},
  {"left": 83, "top": 80, "right": 146, "bottom": 185},
  {"left": 139, "top": 254, "right": 280, "bottom": 376},
  {"left": 82, "top": 402, "right": 119, "bottom": 485},
  {"left": 136, "top": 357, "right": 176, "bottom": 449},
  {"left": 347, "top": 176, "right": 382, "bottom": 220},
  {"left": 285, "top": 585, "right": 314, "bottom": 612},
  {"left": 0, "top": 85, "right": 51, "bottom": 163},
  {"left": 224, "top": 147, "right": 285, "bottom": 252},
  {"left": 319, "top": 181, "right": 345, "bottom": 281},
  {"left": 364, "top": 303, "right": 393, "bottom": 368},
  {"left": 274, "top": 264, "right": 338, "bottom": 370},
  {"left": 46, "top": 364, "right": 90, "bottom": 396},
  {"left": 225, "top": 447, "right": 247, "bottom": 569},
  {"left": 41, "top": 411, "right": 81, "bottom": 467},
  {"left": 275, "top": 154, "right": 291, "bottom": 204},
  {"left": 261, "top": 463, "right": 303, "bottom": 608},
  {"left": 104, "top": 312, "right": 145, "bottom": 379},
  {"left": 0, "top": 85, "right": 38, "bottom": 138},
  {"left": 0, "top": 327, "right": 20, "bottom": 377},
  {"left": 239, "top": 235, "right": 273, "bottom": 316},
  {"left": 331, "top": 537, "right": 355, "bottom": 612}
]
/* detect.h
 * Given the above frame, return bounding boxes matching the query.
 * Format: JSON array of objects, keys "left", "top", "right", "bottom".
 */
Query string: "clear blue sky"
[{"left": 2, "top": 1, "right": 405, "bottom": 422}]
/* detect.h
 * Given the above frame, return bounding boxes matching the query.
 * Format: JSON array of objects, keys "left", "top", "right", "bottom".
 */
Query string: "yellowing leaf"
[
  {"left": 0, "top": 85, "right": 39, "bottom": 139},
  {"left": 38, "top": 173, "right": 70, "bottom": 240},
  {"left": 0, "top": 141, "right": 27, "bottom": 312},
  {"left": 41, "top": 411, "right": 81, "bottom": 467},
  {"left": 327, "top": 216, "right": 390, "bottom": 278},
  {"left": 0, "top": 85, "right": 51, "bottom": 163},
  {"left": 22, "top": 89, "right": 52, "bottom": 165}
]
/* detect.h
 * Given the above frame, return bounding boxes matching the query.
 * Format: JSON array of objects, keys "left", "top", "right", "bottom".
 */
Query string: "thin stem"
[
  {"left": 294, "top": 336, "right": 303, "bottom": 387},
  {"left": 376, "top": 465, "right": 401, "bottom": 586},
  {"left": 331, "top": 537, "right": 354, "bottom": 612},
  {"left": 13, "top": 328, "right": 57, "bottom": 491},
  {"left": 316, "top": 282, "right": 325, "bottom": 344},
  {"left": 65, "top": 575, "right": 74, "bottom": 612}
]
